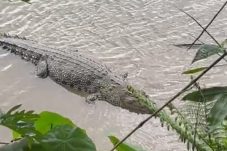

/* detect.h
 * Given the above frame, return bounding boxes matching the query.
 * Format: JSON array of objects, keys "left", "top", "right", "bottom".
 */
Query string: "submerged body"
[{"left": 0, "top": 34, "right": 151, "bottom": 114}]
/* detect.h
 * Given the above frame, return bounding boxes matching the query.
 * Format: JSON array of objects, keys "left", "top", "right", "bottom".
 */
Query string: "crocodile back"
[{"left": 0, "top": 35, "right": 126, "bottom": 96}]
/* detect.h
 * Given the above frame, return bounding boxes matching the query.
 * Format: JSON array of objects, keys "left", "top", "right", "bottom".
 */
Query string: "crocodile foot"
[{"left": 36, "top": 55, "right": 48, "bottom": 78}]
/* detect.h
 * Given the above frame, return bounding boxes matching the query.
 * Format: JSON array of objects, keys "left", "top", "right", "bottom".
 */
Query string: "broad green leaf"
[
  {"left": 108, "top": 135, "right": 145, "bottom": 151},
  {"left": 41, "top": 125, "right": 96, "bottom": 151},
  {"left": 192, "top": 44, "right": 225, "bottom": 63},
  {"left": 182, "top": 87, "right": 227, "bottom": 102},
  {"left": 25, "top": 143, "right": 46, "bottom": 151},
  {"left": 208, "top": 94, "right": 227, "bottom": 129},
  {"left": 182, "top": 67, "right": 207, "bottom": 74},
  {"left": 34, "top": 111, "right": 75, "bottom": 134}
]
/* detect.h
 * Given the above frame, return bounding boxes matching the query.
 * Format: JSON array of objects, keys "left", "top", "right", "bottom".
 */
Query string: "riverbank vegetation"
[{"left": 1, "top": 0, "right": 227, "bottom": 151}]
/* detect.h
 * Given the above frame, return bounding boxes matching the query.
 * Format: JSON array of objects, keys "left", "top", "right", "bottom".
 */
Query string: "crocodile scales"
[{"left": 0, "top": 34, "right": 152, "bottom": 114}]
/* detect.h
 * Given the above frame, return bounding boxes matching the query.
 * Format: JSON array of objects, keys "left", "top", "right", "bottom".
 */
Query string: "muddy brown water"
[{"left": 0, "top": 0, "right": 227, "bottom": 150}]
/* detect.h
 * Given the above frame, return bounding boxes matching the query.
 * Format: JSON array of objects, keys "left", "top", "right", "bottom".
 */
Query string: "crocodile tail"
[
  {"left": 0, "top": 34, "right": 41, "bottom": 64},
  {"left": 0, "top": 33, "right": 28, "bottom": 40}
]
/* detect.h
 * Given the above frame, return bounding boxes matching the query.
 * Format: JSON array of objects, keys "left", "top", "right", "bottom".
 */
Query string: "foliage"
[
  {"left": 182, "top": 67, "right": 207, "bottom": 75},
  {"left": 108, "top": 135, "right": 145, "bottom": 151},
  {"left": 191, "top": 44, "right": 225, "bottom": 63},
  {"left": 0, "top": 105, "right": 97, "bottom": 151},
  {"left": 181, "top": 43, "right": 227, "bottom": 150},
  {"left": 34, "top": 111, "right": 74, "bottom": 134},
  {"left": 127, "top": 86, "right": 213, "bottom": 151},
  {"left": 39, "top": 125, "right": 96, "bottom": 151},
  {"left": 182, "top": 87, "right": 227, "bottom": 103},
  {"left": 0, "top": 105, "right": 146, "bottom": 151},
  {"left": 183, "top": 86, "right": 227, "bottom": 130},
  {"left": 0, "top": 104, "right": 40, "bottom": 139}
]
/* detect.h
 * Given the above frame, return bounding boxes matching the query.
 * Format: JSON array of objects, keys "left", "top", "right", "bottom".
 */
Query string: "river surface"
[{"left": 0, "top": 0, "right": 227, "bottom": 150}]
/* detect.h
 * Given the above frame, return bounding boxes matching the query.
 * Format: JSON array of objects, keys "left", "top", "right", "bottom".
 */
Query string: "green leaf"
[
  {"left": 208, "top": 94, "right": 227, "bottom": 128},
  {"left": 108, "top": 135, "right": 145, "bottom": 151},
  {"left": 6, "top": 104, "right": 22, "bottom": 115},
  {"left": 12, "top": 131, "right": 21, "bottom": 139},
  {"left": 0, "top": 105, "right": 40, "bottom": 138},
  {"left": 221, "top": 39, "right": 227, "bottom": 48},
  {"left": 24, "top": 143, "right": 46, "bottom": 151},
  {"left": 182, "top": 67, "right": 207, "bottom": 74},
  {"left": 192, "top": 44, "right": 225, "bottom": 63},
  {"left": 40, "top": 125, "right": 96, "bottom": 151},
  {"left": 182, "top": 87, "right": 227, "bottom": 102},
  {"left": 34, "top": 111, "right": 75, "bottom": 134}
]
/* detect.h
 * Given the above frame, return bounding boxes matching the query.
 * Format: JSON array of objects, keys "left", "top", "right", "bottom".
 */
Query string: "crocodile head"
[
  {"left": 119, "top": 89, "right": 153, "bottom": 114},
  {"left": 100, "top": 85, "right": 152, "bottom": 114}
]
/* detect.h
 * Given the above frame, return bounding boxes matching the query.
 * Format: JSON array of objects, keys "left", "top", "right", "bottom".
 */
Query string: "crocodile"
[{"left": 0, "top": 34, "right": 152, "bottom": 114}]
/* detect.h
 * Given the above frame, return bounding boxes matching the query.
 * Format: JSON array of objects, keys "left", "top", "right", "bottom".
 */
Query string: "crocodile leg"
[{"left": 36, "top": 56, "right": 48, "bottom": 78}]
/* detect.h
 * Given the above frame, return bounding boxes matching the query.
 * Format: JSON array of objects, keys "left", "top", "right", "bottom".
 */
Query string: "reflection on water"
[{"left": 0, "top": 0, "right": 227, "bottom": 150}]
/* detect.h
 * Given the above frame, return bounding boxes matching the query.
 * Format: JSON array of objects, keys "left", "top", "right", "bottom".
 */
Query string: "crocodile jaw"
[{"left": 100, "top": 86, "right": 152, "bottom": 114}]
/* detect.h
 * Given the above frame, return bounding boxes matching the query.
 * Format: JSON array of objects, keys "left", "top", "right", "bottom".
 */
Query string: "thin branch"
[
  {"left": 0, "top": 142, "right": 9, "bottom": 145},
  {"left": 177, "top": 8, "right": 221, "bottom": 47},
  {"left": 188, "top": 33, "right": 205, "bottom": 44},
  {"left": 110, "top": 52, "right": 227, "bottom": 151},
  {"left": 187, "top": 1, "right": 227, "bottom": 50},
  {"left": 174, "top": 43, "right": 203, "bottom": 49},
  {"left": 177, "top": 7, "right": 227, "bottom": 62}
]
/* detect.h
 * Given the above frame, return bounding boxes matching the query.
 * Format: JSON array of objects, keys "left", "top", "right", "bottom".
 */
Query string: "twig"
[
  {"left": 177, "top": 7, "right": 227, "bottom": 62},
  {"left": 0, "top": 142, "right": 9, "bottom": 145},
  {"left": 177, "top": 8, "right": 221, "bottom": 47},
  {"left": 187, "top": 1, "right": 227, "bottom": 50}
]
